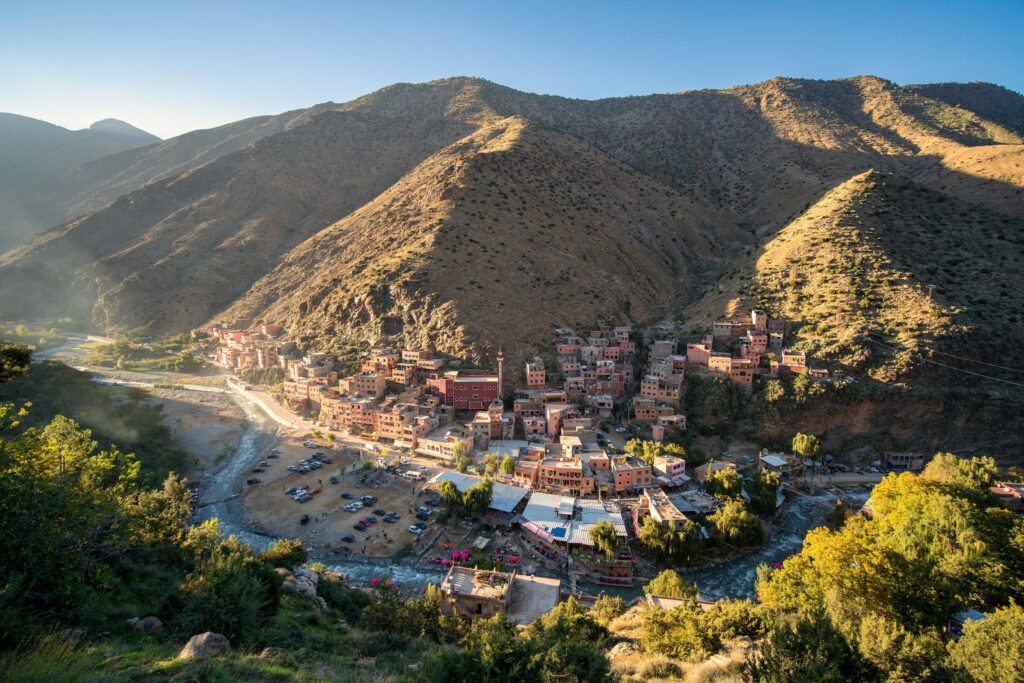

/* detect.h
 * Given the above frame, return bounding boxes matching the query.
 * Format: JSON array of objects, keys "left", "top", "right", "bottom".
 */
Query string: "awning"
[{"left": 523, "top": 521, "right": 556, "bottom": 544}]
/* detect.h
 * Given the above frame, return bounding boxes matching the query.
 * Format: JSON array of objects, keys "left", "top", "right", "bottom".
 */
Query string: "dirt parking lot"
[{"left": 244, "top": 435, "right": 441, "bottom": 557}]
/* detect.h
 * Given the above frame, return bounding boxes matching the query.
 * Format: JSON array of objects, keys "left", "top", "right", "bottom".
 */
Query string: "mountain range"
[
  {"left": 0, "top": 114, "right": 159, "bottom": 251},
  {"left": 0, "top": 75, "right": 1022, "bottom": 378}
]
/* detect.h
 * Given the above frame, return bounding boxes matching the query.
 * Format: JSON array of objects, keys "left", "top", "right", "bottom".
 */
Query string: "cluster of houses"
[
  {"left": 204, "top": 317, "right": 842, "bottom": 587},
  {"left": 685, "top": 308, "right": 829, "bottom": 385},
  {"left": 211, "top": 324, "right": 291, "bottom": 371}
]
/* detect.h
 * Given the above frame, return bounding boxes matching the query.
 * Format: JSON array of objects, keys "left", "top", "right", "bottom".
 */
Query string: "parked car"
[
  {"left": 285, "top": 487, "right": 298, "bottom": 495},
  {"left": 416, "top": 465, "right": 427, "bottom": 471},
  {"left": 354, "top": 523, "right": 367, "bottom": 532},
  {"left": 252, "top": 467, "right": 265, "bottom": 473},
  {"left": 615, "top": 427, "right": 626, "bottom": 433},
  {"left": 259, "top": 461, "right": 270, "bottom": 467},
  {"left": 416, "top": 506, "right": 433, "bottom": 516},
  {"left": 341, "top": 492, "right": 354, "bottom": 499},
  {"left": 373, "top": 508, "right": 386, "bottom": 516},
  {"left": 287, "top": 465, "right": 299, "bottom": 472},
  {"left": 416, "top": 512, "right": 430, "bottom": 521},
  {"left": 364, "top": 516, "right": 377, "bottom": 524},
  {"left": 329, "top": 475, "right": 339, "bottom": 485},
  {"left": 409, "top": 524, "right": 424, "bottom": 535},
  {"left": 300, "top": 466, "right": 311, "bottom": 473},
  {"left": 341, "top": 535, "right": 355, "bottom": 543},
  {"left": 361, "top": 495, "right": 377, "bottom": 504},
  {"left": 246, "top": 478, "right": 260, "bottom": 485},
  {"left": 321, "top": 458, "right": 332, "bottom": 464},
  {"left": 300, "top": 514, "right": 310, "bottom": 525}
]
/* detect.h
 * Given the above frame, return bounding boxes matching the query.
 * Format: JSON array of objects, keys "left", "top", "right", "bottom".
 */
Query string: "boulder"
[
  {"left": 259, "top": 646, "right": 285, "bottom": 660},
  {"left": 133, "top": 616, "right": 163, "bottom": 633},
  {"left": 285, "top": 565, "right": 325, "bottom": 609},
  {"left": 178, "top": 632, "right": 231, "bottom": 660},
  {"left": 607, "top": 641, "right": 635, "bottom": 658}
]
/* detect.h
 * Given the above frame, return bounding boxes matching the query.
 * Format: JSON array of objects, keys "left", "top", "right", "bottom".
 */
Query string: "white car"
[
  {"left": 408, "top": 525, "right": 424, "bottom": 535},
  {"left": 615, "top": 427, "right": 626, "bottom": 433},
  {"left": 416, "top": 465, "right": 427, "bottom": 471}
]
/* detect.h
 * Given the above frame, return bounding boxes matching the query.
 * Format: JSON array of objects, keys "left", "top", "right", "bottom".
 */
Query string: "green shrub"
[
  {"left": 166, "top": 537, "right": 282, "bottom": 644},
  {"left": 259, "top": 539, "right": 307, "bottom": 568}
]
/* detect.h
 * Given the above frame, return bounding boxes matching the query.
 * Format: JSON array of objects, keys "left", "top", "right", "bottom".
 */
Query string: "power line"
[
  {"left": 910, "top": 346, "right": 1024, "bottom": 375},
  {"left": 864, "top": 337, "right": 1024, "bottom": 388}
]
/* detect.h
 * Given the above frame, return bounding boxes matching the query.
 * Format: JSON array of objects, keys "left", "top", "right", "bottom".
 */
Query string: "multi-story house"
[{"left": 525, "top": 357, "right": 546, "bottom": 389}]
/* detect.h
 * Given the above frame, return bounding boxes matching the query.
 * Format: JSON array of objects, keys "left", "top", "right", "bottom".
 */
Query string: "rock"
[
  {"left": 178, "top": 632, "right": 231, "bottom": 659},
  {"left": 133, "top": 616, "right": 163, "bottom": 633},
  {"left": 126, "top": 617, "right": 140, "bottom": 626},
  {"left": 607, "top": 641, "right": 635, "bottom": 658},
  {"left": 356, "top": 657, "right": 376, "bottom": 668},
  {"left": 285, "top": 566, "right": 323, "bottom": 608},
  {"left": 259, "top": 647, "right": 285, "bottom": 659},
  {"left": 59, "top": 628, "right": 87, "bottom": 639}
]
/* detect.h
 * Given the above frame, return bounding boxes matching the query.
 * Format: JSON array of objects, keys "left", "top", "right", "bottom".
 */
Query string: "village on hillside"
[{"left": 200, "top": 311, "right": 1023, "bottom": 622}]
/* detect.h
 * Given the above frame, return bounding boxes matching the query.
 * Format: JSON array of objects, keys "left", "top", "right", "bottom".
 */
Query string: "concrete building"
[{"left": 439, "top": 566, "right": 560, "bottom": 625}]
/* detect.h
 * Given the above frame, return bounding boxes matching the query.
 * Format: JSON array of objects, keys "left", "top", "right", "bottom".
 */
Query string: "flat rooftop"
[
  {"left": 506, "top": 574, "right": 562, "bottom": 625},
  {"left": 443, "top": 567, "right": 510, "bottom": 600}
]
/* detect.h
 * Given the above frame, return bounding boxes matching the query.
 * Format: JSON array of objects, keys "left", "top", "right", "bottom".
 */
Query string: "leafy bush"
[
  {"left": 259, "top": 539, "right": 308, "bottom": 568},
  {"left": 166, "top": 535, "right": 282, "bottom": 644}
]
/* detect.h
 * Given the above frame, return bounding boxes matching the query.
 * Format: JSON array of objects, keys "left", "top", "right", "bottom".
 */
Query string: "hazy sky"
[{"left": 3, "top": 0, "right": 1022, "bottom": 139}]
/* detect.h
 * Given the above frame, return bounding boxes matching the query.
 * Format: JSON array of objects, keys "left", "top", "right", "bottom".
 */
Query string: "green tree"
[
  {"left": 462, "top": 478, "right": 493, "bottom": 518},
  {"left": 637, "top": 517, "right": 703, "bottom": 565},
  {"left": 259, "top": 538, "right": 308, "bottom": 568},
  {"left": 589, "top": 595, "right": 625, "bottom": 626},
  {"left": 747, "top": 469, "right": 782, "bottom": 515},
  {"left": 792, "top": 432, "right": 823, "bottom": 463},
  {"left": 644, "top": 569, "right": 698, "bottom": 599},
  {"left": 642, "top": 598, "right": 717, "bottom": 660},
  {"left": 452, "top": 442, "right": 471, "bottom": 472},
  {"left": 499, "top": 454, "right": 515, "bottom": 475},
  {"left": 624, "top": 438, "right": 686, "bottom": 466},
  {"left": 709, "top": 499, "right": 764, "bottom": 547},
  {"left": 166, "top": 535, "right": 283, "bottom": 645},
  {"left": 705, "top": 466, "right": 743, "bottom": 500},
  {"left": 0, "top": 344, "right": 31, "bottom": 382},
  {"left": 483, "top": 452, "right": 498, "bottom": 475},
  {"left": 824, "top": 499, "right": 849, "bottom": 530},
  {"left": 437, "top": 479, "right": 462, "bottom": 516},
  {"left": 949, "top": 603, "right": 1024, "bottom": 683},
  {"left": 589, "top": 519, "right": 621, "bottom": 559},
  {"left": 745, "top": 610, "right": 864, "bottom": 682}
]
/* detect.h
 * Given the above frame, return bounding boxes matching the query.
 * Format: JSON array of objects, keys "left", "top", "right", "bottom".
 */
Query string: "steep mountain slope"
[
  {"left": 0, "top": 76, "right": 1022, "bottom": 365},
  {"left": 0, "top": 114, "right": 158, "bottom": 250},
  {"left": 219, "top": 117, "right": 742, "bottom": 361},
  {"left": 685, "top": 170, "right": 1024, "bottom": 381},
  {"left": 0, "top": 106, "right": 479, "bottom": 332}
]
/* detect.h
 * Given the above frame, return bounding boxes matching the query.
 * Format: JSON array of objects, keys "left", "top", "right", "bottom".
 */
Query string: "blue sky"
[{"left": 2, "top": 0, "right": 1022, "bottom": 138}]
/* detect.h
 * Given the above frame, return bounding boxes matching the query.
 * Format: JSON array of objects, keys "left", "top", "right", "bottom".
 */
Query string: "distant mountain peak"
[{"left": 88, "top": 118, "right": 158, "bottom": 140}]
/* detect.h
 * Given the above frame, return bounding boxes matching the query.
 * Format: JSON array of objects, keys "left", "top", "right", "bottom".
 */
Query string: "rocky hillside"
[
  {"left": 0, "top": 114, "right": 158, "bottom": 250},
  {"left": 219, "top": 117, "right": 740, "bottom": 361},
  {"left": 0, "top": 76, "right": 1022, "bottom": 367},
  {"left": 685, "top": 170, "right": 1024, "bottom": 382}
]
